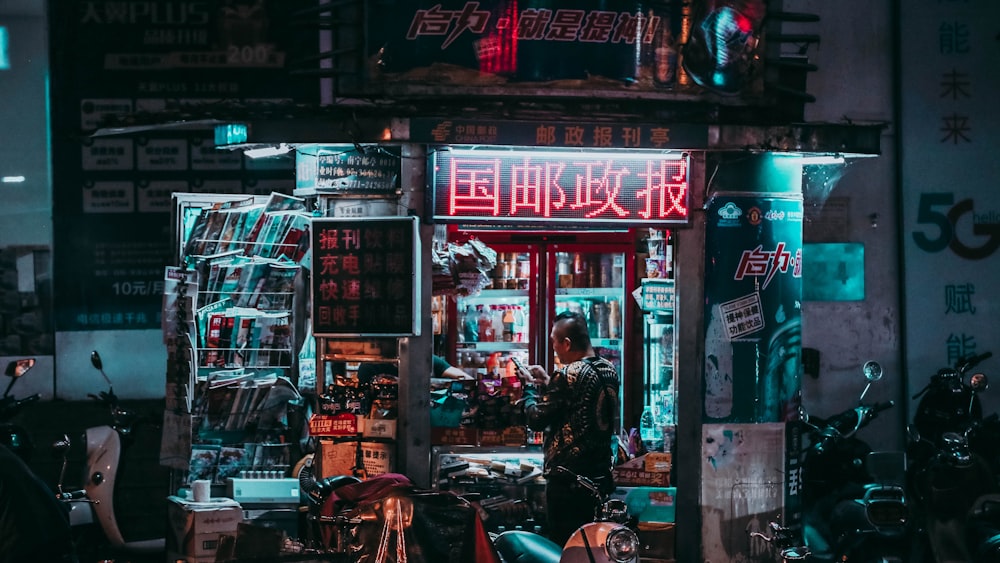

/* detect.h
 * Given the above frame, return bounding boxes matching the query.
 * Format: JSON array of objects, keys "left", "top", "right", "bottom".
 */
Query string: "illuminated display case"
[{"left": 440, "top": 230, "right": 637, "bottom": 444}]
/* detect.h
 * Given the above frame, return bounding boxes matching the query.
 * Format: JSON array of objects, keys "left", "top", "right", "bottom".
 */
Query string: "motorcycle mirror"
[
  {"left": 858, "top": 361, "right": 882, "bottom": 403},
  {"left": 970, "top": 372, "right": 989, "bottom": 392},
  {"left": 90, "top": 350, "right": 115, "bottom": 393},
  {"left": 863, "top": 361, "right": 883, "bottom": 382},
  {"left": 4, "top": 358, "right": 35, "bottom": 379},
  {"left": 3, "top": 358, "right": 35, "bottom": 398}
]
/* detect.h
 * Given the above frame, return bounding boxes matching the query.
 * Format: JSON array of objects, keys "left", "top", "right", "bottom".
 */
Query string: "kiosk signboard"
[{"left": 310, "top": 217, "right": 420, "bottom": 337}]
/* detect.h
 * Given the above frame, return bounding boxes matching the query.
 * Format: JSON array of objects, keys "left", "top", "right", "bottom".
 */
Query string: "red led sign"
[{"left": 431, "top": 150, "right": 689, "bottom": 226}]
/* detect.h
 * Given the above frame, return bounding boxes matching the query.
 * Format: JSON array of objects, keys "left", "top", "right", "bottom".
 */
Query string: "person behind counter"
[
  {"left": 357, "top": 355, "right": 471, "bottom": 383},
  {"left": 519, "top": 310, "right": 621, "bottom": 545}
]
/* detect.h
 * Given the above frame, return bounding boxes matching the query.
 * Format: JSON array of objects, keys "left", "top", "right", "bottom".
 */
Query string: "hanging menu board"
[{"left": 311, "top": 216, "right": 420, "bottom": 337}]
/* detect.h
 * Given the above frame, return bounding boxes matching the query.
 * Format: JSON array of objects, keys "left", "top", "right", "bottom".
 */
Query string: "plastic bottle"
[
  {"left": 502, "top": 306, "right": 516, "bottom": 342},
  {"left": 639, "top": 405, "right": 663, "bottom": 451},
  {"left": 491, "top": 305, "right": 504, "bottom": 342},
  {"left": 477, "top": 305, "right": 493, "bottom": 342},
  {"left": 463, "top": 304, "right": 479, "bottom": 342}
]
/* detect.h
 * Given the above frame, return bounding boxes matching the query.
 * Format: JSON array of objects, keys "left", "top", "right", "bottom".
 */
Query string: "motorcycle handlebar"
[
  {"left": 872, "top": 400, "right": 895, "bottom": 414},
  {"left": 958, "top": 351, "right": 993, "bottom": 373}
]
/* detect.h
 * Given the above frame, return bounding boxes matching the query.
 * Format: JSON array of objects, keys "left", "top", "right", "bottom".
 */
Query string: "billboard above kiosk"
[{"left": 362, "top": 0, "right": 768, "bottom": 99}]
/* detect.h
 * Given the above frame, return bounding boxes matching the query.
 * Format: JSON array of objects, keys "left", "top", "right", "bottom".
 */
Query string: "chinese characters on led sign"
[
  {"left": 310, "top": 217, "right": 417, "bottom": 336},
  {"left": 407, "top": 3, "right": 660, "bottom": 49},
  {"left": 432, "top": 151, "right": 690, "bottom": 225}
]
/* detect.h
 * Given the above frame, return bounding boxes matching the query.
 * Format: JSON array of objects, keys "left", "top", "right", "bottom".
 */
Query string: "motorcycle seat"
[{"left": 494, "top": 530, "right": 561, "bottom": 563}]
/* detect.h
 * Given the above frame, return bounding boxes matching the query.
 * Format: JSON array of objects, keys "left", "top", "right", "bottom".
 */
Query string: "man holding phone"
[{"left": 518, "top": 310, "right": 621, "bottom": 545}]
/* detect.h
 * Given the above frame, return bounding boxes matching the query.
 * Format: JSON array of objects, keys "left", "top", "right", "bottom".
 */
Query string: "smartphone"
[{"left": 511, "top": 357, "right": 532, "bottom": 379}]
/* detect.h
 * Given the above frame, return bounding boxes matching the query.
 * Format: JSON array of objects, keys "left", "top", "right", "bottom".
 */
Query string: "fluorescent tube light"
[
  {"left": 244, "top": 144, "right": 292, "bottom": 159},
  {"left": 2, "top": 176, "right": 25, "bottom": 183},
  {"left": 799, "top": 155, "right": 845, "bottom": 165}
]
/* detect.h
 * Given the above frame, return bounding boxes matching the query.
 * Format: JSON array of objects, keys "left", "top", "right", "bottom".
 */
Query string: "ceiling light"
[
  {"left": 799, "top": 155, "right": 845, "bottom": 165},
  {"left": 2, "top": 176, "right": 25, "bottom": 183},
  {"left": 244, "top": 143, "right": 292, "bottom": 159}
]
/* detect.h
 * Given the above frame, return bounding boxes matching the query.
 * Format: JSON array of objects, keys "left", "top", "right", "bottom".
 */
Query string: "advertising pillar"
[{"left": 700, "top": 155, "right": 804, "bottom": 561}]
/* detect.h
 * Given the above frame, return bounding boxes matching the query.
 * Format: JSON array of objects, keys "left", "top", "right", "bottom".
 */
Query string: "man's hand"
[{"left": 526, "top": 364, "right": 551, "bottom": 387}]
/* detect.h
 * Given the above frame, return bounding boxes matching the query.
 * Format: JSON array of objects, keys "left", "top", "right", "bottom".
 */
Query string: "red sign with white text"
[{"left": 431, "top": 149, "right": 690, "bottom": 226}]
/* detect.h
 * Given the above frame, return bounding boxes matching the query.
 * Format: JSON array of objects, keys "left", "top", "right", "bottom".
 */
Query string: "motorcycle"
[
  {"left": 907, "top": 351, "right": 1000, "bottom": 562},
  {"left": 294, "top": 456, "right": 503, "bottom": 562},
  {"left": 799, "top": 360, "right": 909, "bottom": 562},
  {"left": 53, "top": 350, "right": 165, "bottom": 562},
  {"left": 492, "top": 465, "right": 640, "bottom": 563},
  {"left": 0, "top": 358, "right": 40, "bottom": 459},
  {"left": 0, "top": 358, "right": 77, "bottom": 563},
  {"left": 748, "top": 520, "right": 810, "bottom": 562}
]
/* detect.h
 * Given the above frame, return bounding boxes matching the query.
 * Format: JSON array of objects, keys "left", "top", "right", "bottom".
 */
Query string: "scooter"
[
  {"left": 53, "top": 350, "right": 165, "bottom": 561},
  {"left": 492, "top": 466, "right": 640, "bottom": 563},
  {"left": 907, "top": 351, "right": 1000, "bottom": 562},
  {"left": 799, "top": 360, "right": 909, "bottom": 562}
]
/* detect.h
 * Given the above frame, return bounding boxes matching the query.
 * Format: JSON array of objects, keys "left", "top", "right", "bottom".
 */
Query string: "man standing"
[{"left": 520, "top": 310, "right": 621, "bottom": 545}]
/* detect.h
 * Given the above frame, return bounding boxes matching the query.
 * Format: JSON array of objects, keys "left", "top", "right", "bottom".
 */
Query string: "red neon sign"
[{"left": 432, "top": 150, "right": 689, "bottom": 225}]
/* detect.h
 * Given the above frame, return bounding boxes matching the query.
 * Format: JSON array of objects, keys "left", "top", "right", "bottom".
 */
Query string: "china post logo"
[{"left": 717, "top": 202, "right": 743, "bottom": 227}]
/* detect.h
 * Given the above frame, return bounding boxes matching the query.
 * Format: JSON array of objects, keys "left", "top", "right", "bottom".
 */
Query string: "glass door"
[
  {"left": 451, "top": 246, "right": 535, "bottom": 378},
  {"left": 548, "top": 245, "right": 630, "bottom": 419}
]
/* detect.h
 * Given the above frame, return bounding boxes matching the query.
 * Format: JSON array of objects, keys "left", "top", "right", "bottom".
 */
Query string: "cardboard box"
[
  {"left": 167, "top": 496, "right": 243, "bottom": 561},
  {"left": 614, "top": 453, "right": 671, "bottom": 486},
  {"left": 610, "top": 487, "right": 676, "bottom": 523},
  {"left": 316, "top": 438, "right": 395, "bottom": 478},
  {"left": 362, "top": 417, "right": 397, "bottom": 439}
]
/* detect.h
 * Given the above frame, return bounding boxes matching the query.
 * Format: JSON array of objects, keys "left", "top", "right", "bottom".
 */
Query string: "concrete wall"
[{"left": 790, "top": 1, "right": 905, "bottom": 451}]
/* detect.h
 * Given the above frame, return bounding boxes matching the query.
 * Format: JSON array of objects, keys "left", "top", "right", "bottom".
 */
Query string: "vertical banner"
[
  {"left": 704, "top": 195, "right": 803, "bottom": 423},
  {"left": 901, "top": 2, "right": 1000, "bottom": 412}
]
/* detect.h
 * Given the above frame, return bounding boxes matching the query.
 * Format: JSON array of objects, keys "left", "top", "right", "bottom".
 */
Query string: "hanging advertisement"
[
  {"left": 48, "top": 0, "right": 317, "bottom": 331},
  {"left": 703, "top": 194, "right": 803, "bottom": 423},
  {"left": 367, "top": 1, "right": 694, "bottom": 95}
]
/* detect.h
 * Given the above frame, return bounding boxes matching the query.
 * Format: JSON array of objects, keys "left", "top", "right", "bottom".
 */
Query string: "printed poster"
[{"left": 704, "top": 195, "right": 803, "bottom": 423}]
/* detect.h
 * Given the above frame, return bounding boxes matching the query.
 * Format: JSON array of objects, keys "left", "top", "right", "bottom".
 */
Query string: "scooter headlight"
[{"left": 606, "top": 527, "right": 639, "bottom": 562}]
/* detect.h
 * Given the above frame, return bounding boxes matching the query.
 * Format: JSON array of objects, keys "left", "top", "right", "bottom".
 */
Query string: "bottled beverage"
[
  {"left": 491, "top": 305, "right": 504, "bottom": 341},
  {"left": 517, "top": 255, "right": 530, "bottom": 289},
  {"left": 513, "top": 305, "right": 526, "bottom": 342},
  {"left": 600, "top": 255, "right": 613, "bottom": 287},
  {"left": 477, "top": 305, "right": 493, "bottom": 342},
  {"left": 608, "top": 299, "right": 621, "bottom": 339},
  {"left": 502, "top": 306, "right": 516, "bottom": 342},
  {"left": 573, "top": 253, "right": 586, "bottom": 287},
  {"left": 639, "top": 405, "right": 663, "bottom": 451},
  {"left": 463, "top": 304, "right": 479, "bottom": 342}
]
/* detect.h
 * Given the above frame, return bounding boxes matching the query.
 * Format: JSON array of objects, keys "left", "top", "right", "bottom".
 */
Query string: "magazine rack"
[{"left": 165, "top": 192, "right": 311, "bottom": 485}]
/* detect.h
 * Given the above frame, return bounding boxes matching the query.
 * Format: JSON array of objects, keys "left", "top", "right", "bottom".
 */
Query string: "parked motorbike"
[
  {"left": 0, "top": 358, "right": 40, "bottom": 460},
  {"left": 1, "top": 358, "right": 78, "bottom": 563},
  {"left": 53, "top": 350, "right": 165, "bottom": 562},
  {"left": 748, "top": 520, "right": 810, "bottom": 562},
  {"left": 800, "top": 360, "right": 909, "bottom": 562},
  {"left": 907, "top": 351, "right": 1000, "bottom": 562},
  {"left": 295, "top": 457, "right": 502, "bottom": 562},
  {"left": 492, "top": 465, "right": 640, "bottom": 563}
]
